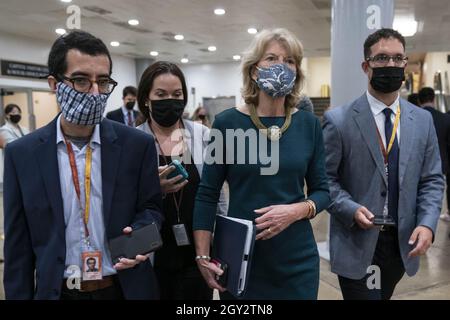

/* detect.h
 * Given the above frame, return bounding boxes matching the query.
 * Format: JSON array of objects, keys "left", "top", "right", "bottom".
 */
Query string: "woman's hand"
[
  {"left": 158, "top": 165, "right": 188, "bottom": 194},
  {"left": 254, "top": 202, "right": 310, "bottom": 240},
  {"left": 196, "top": 259, "right": 226, "bottom": 292}
]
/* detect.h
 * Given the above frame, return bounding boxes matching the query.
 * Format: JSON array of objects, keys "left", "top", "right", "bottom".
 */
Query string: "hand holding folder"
[{"left": 212, "top": 215, "right": 256, "bottom": 297}]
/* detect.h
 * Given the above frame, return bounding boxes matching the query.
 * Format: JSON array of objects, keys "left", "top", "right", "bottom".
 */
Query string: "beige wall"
[
  {"left": 423, "top": 52, "right": 450, "bottom": 91},
  {"left": 33, "top": 91, "right": 59, "bottom": 129},
  {"left": 303, "top": 57, "right": 331, "bottom": 97}
]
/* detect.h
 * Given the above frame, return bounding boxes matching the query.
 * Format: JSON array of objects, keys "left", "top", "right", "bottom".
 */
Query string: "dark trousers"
[
  {"left": 60, "top": 277, "right": 124, "bottom": 300},
  {"left": 155, "top": 266, "right": 213, "bottom": 300},
  {"left": 446, "top": 173, "right": 450, "bottom": 211},
  {"left": 338, "top": 228, "right": 405, "bottom": 300}
]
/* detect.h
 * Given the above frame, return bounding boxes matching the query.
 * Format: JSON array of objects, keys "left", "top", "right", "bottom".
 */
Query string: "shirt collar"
[
  {"left": 366, "top": 91, "right": 400, "bottom": 117},
  {"left": 56, "top": 114, "right": 101, "bottom": 148}
]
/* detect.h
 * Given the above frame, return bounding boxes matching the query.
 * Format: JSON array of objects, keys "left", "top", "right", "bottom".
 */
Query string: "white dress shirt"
[{"left": 367, "top": 91, "right": 401, "bottom": 148}]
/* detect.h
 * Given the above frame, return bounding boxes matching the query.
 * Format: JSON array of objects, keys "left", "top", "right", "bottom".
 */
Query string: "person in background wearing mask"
[
  {"left": 3, "top": 30, "right": 163, "bottom": 300},
  {"left": 323, "top": 28, "right": 444, "bottom": 300},
  {"left": 192, "top": 105, "right": 211, "bottom": 127},
  {"left": 193, "top": 28, "right": 330, "bottom": 299},
  {"left": 136, "top": 61, "right": 227, "bottom": 300},
  {"left": 0, "top": 104, "right": 30, "bottom": 148},
  {"left": 106, "top": 86, "right": 140, "bottom": 127}
]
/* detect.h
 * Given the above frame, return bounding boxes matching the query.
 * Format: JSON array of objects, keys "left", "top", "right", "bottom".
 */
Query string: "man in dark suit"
[
  {"left": 3, "top": 30, "right": 163, "bottom": 300},
  {"left": 419, "top": 87, "right": 450, "bottom": 223},
  {"left": 106, "top": 86, "right": 140, "bottom": 127}
]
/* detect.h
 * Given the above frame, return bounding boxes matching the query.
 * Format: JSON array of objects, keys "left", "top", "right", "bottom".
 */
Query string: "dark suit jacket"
[
  {"left": 424, "top": 106, "right": 450, "bottom": 174},
  {"left": 3, "top": 116, "right": 163, "bottom": 300},
  {"left": 106, "top": 108, "right": 139, "bottom": 126}
]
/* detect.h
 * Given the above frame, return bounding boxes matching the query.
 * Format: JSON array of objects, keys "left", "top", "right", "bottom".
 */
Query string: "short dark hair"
[
  {"left": 48, "top": 30, "right": 112, "bottom": 80},
  {"left": 364, "top": 28, "right": 406, "bottom": 59},
  {"left": 418, "top": 87, "right": 435, "bottom": 105},
  {"left": 86, "top": 257, "right": 96, "bottom": 265},
  {"left": 4, "top": 103, "right": 21, "bottom": 115},
  {"left": 123, "top": 86, "right": 137, "bottom": 98},
  {"left": 407, "top": 93, "right": 420, "bottom": 106},
  {"left": 137, "top": 61, "right": 188, "bottom": 119}
]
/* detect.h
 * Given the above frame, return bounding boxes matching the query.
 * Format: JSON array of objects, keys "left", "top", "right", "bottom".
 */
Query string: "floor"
[{"left": 1, "top": 195, "right": 449, "bottom": 300}]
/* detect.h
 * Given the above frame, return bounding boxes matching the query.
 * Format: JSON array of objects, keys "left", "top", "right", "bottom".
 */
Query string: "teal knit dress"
[{"left": 193, "top": 108, "right": 330, "bottom": 299}]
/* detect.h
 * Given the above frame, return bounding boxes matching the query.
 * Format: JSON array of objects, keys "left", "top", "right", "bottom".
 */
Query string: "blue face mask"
[
  {"left": 255, "top": 63, "right": 296, "bottom": 98},
  {"left": 56, "top": 82, "right": 109, "bottom": 126}
]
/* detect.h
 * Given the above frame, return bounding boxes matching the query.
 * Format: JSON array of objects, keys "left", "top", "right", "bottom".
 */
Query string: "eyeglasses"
[
  {"left": 366, "top": 54, "right": 408, "bottom": 67},
  {"left": 60, "top": 75, "right": 118, "bottom": 94}
]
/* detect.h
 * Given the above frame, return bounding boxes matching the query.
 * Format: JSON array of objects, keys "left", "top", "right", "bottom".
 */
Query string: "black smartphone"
[
  {"left": 211, "top": 258, "right": 228, "bottom": 287},
  {"left": 109, "top": 223, "right": 163, "bottom": 264}
]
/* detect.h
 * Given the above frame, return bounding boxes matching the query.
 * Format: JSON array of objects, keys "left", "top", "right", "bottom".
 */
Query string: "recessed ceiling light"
[
  {"left": 150, "top": 51, "right": 159, "bottom": 57},
  {"left": 393, "top": 16, "right": 418, "bottom": 37},
  {"left": 181, "top": 57, "right": 189, "bottom": 64},
  {"left": 174, "top": 34, "right": 184, "bottom": 41},
  {"left": 128, "top": 19, "right": 139, "bottom": 26},
  {"left": 214, "top": 8, "right": 226, "bottom": 15},
  {"left": 55, "top": 28, "right": 66, "bottom": 35},
  {"left": 208, "top": 46, "right": 217, "bottom": 52},
  {"left": 247, "top": 28, "right": 258, "bottom": 34},
  {"left": 110, "top": 41, "right": 120, "bottom": 47},
  {"left": 233, "top": 55, "right": 241, "bottom": 61},
  {"left": 60, "top": 0, "right": 72, "bottom": 3}
]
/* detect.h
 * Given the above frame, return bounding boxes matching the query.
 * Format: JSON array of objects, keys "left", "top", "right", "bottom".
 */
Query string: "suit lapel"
[
  {"left": 352, "top": 94, "right": 388, "bottom": 186},
  {"left": 398, "top": 100, "right": 415, "bottom": 186},
  {"left": 100, "top": 119, "right": 121, "bottom": 229},
  {"left": 33, "top": 118, "right": 65, "bottom": 240}
]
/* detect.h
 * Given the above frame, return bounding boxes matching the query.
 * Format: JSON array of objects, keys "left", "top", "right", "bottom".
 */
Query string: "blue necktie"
[{"left": 382, "top": 108, "right": 399, "bottom": 223}]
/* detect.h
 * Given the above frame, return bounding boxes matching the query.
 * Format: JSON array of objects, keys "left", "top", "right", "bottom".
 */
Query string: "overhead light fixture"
[
  {"left": 60, "top": 0, "right": 72, "bottom": 3},
  {"left": 208, "top": 46, "right": 217, "bottom": 52},
  {"left": 247, "top": 28, "right": 258, "bottom": 34},
  {"left": 233, "top": 55, "right": 241, "bottom": 61},
  {"left": 110, "top": 41, "right": 120, "bottom": 47},
  {"left": 55, "top": 28, "right": 66, "bottom": 35},
  {"left": 174, "top": 34, "right": 184, "bottom": 41},
  {"left": 393, "top": 16, "right": 418, "bottom": 37},
  {"left": 214, "top": 8, "right": 226, "bottom": 15},
  {"left": 181, "top": 57, "right": 189, "bottom": 64},
  {"left": 128, "top": 19, "right": 139, "bottom": 26},
  {"left": 150, "top": 51, "right": 159, "bottom": 57}
]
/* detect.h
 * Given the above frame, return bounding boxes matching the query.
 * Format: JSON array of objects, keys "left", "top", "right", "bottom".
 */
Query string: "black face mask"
[
  {"left": 125, "top": 101, "right": 136, "bottom": 110},
  {"left": 370, "top": 66, "right": 405, "bottom": 93},
  {"left": 150, "top": 99, "right": 185, "bottom": 127},
  {"left": 9, "top": 114, "right": 21, "bottom": 124}
]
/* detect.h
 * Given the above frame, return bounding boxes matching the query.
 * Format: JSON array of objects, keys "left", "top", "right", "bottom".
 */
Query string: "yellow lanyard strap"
[{"left": 386, "top": 105, "right": 401, "bottom": 155}]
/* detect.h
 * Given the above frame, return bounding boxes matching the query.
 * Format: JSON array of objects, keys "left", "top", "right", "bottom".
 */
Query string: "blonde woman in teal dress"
[{"left": 193, "top": 28, "right": 330, "bottom": 299}]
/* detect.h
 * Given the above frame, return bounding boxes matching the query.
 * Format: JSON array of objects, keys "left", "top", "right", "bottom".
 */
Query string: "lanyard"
[
  {"left": 64, "top": 137, "right": 93, "bottom": 239},
  {"left": 376, "top": 105, "right": 401, "bottom": 164}
]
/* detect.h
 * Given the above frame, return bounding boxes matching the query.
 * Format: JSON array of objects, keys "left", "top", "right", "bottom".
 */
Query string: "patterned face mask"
[
  {"left": 56, "top": 82, "right": 109, "bottom": 125},
  {"left": 255, "top": 63, "right": 296, "bottom": 98}
]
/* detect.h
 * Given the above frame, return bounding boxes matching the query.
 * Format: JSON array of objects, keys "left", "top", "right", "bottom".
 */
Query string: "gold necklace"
[{"left": 248, "top": 104, "right": 292, "bottom": 141}]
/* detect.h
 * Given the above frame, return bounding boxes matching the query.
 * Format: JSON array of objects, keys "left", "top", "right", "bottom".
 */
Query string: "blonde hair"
[{"left": 241, "top": 28, "right": 304, "bottom": 109}]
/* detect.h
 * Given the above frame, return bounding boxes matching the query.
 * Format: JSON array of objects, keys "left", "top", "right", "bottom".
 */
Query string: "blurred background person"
[
  {"left": 297, "top": 94, "right": 315, "bottom": 113},
  {"left": 192, "top": 105, "right": 211, "bottom": 127},
  {"left": 136, "top": 61, "right": 228, "bottom": 300},
  {"left": 0, "top": 103, "right": 29, "bottom": 149},
  {"left": 193, "top": 28, "right": 330, "bottom": 299},
  {"left": 407, "top": 93, "right": 420, "bottom": 107},
  {"left": 106, "top": 86, "right": 140, "bottom": 127}
]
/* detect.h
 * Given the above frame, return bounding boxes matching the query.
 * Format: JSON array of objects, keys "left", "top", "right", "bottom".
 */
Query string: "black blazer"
[
  {"left": 106, "top": 108, "right": 139, "bottom": 125},
  {"left": 3, "top": 116, "right": 163, "bottom": 300},
  {"left": 424, "top": 106, "right": 450, "bottom": 174}
]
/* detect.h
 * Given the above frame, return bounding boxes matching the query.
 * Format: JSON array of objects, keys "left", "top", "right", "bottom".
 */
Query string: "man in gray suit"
[{"left": 323, "top": 28, "right": 444, "bottom": 300}]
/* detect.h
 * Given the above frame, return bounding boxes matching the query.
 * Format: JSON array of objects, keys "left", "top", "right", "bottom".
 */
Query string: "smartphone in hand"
[{"left": 166, "top": 159, "right": 189, "bottom": 181}]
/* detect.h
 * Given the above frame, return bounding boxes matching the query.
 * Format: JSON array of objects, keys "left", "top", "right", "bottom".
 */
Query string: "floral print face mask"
[{"left": 255, "top": 63, "right": 296, "bottom": 98}]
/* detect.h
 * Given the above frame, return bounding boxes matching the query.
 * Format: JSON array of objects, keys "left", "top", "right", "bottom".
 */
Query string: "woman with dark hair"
[
  {"left": 0, "top": 104, "right": 29, "bottom": 148},
  {"left": 136, "top": 61, "right": 228, "bottom": 300}
]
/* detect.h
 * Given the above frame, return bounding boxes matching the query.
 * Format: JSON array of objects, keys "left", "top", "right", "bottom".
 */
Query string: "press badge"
[
  {"left": 172, "top": 224, "right": 190, "bottom": 246},
  {"left": 81, "top": 251, "right": 103, "bottom": 281}
]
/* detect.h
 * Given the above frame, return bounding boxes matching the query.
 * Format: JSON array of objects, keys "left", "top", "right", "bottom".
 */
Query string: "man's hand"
[
  {"left": 408, "top": 226, "right": 433, "bottom": 258},
  {"left": 113, "top": 227, "right": 149, "bottom": 271},
  {"left": 354, "top": 206, "right": 375, "bottom": 229}
]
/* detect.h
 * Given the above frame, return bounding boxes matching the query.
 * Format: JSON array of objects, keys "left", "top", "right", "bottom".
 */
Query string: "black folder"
[{"left": 212, "top": 215, "right": 256, "bottom": 297}]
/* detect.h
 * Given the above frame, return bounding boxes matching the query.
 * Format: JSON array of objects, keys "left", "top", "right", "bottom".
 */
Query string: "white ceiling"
[{"left": 0, "top": 0, "right": 449, "bottom": 64}]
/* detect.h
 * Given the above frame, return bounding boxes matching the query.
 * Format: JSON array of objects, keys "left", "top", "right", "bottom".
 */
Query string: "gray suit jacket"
[{"left": 323, "top": 93, "right": 444, "bottom": 279}]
